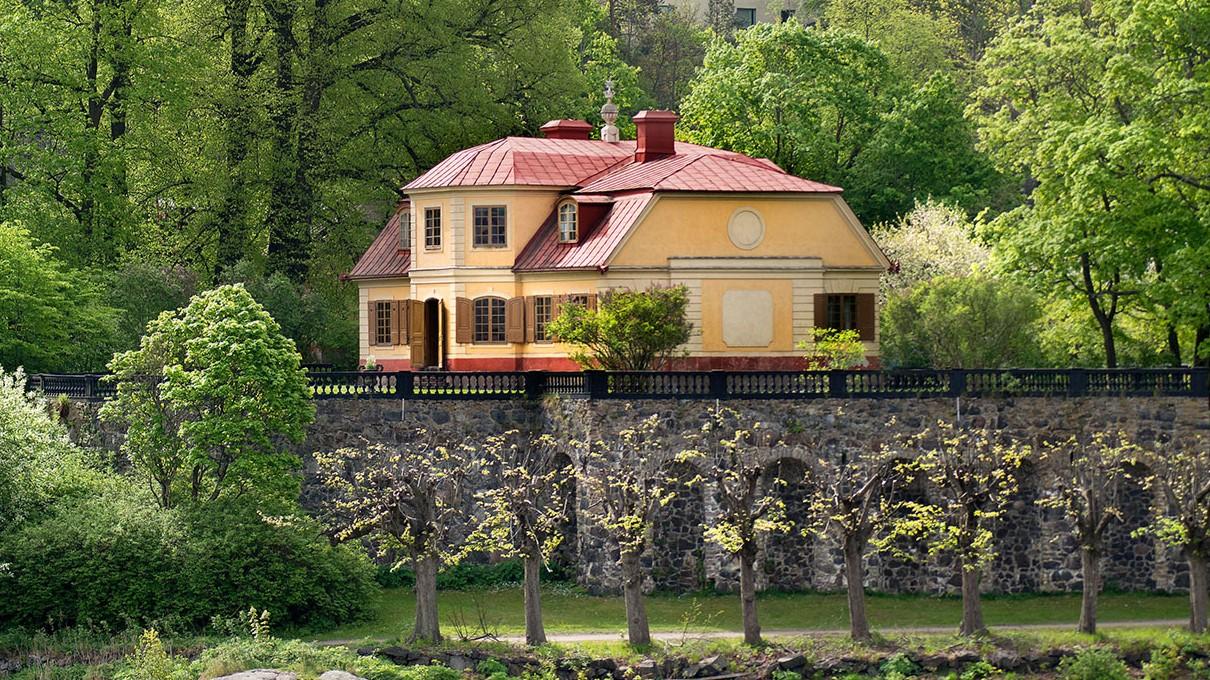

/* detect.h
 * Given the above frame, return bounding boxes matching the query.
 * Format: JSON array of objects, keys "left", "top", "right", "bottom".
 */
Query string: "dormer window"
[
  {"left": 400, "top": 209, "right": 411, "bottom": 249},
  {"left": 558, "top": 201, "right": 578, "bottom": 243}
]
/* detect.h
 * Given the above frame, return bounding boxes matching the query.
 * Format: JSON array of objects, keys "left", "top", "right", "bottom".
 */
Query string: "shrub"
[
  {"left": 0, "top": 490, "right": 375, "bottom": 629},
  {"left": 1058, "top": 648, "right": 1129, "bottom": 680},
  {"left": 1143, "top": 647, "right": 1180, "bottom": 680},
  {"left": 880, "top": 653, "right": 920, "bottom": 680},
  {"left": 192, "top": 637, "right": 459, "bottom": 680}
]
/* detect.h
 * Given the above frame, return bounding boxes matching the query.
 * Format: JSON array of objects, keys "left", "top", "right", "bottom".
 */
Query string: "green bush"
[
  {"left": 0, "top": 490, "right": 375, "bottom": 630},
  {"left": 1058, "top": 648, "right": 1130, "bottom": 680},
  {"left": 880, "top": 653, "right": 920, "bottom": 680},
  {"left": 192, "top": 637, "right": 458, "bottom": 680}
]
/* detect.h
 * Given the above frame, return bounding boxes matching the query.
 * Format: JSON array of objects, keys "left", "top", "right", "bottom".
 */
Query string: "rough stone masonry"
[{"left": 66, "top": 394, "right": 1210, "bottom": 596}]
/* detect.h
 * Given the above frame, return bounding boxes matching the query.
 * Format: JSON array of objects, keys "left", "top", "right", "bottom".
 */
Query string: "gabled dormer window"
[
  {"left": 558, "top": 201, "right": 578, "bottom": 243},
  {"left": 400, "top": 209, "right": 412, "bottom": 249}
]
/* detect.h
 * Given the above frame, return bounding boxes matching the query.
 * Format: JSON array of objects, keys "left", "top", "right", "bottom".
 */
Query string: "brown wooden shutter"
[
  {"left": 368, "top": 301, "right": 381, "bottom": 346},
  {"left": 399, "top": 300, "right": 411, "bottom": 340},
  {"left": 505, "top": 297, "right": 525, "bottom": 343},
  {"left": 389, "top": 301, "right": 401, "bottom": 345},
  {"left": 524, "top": 296, "right": 536, "bottom": 343},
  {"left": 856, "top": 293, "right": 876, "bottom": 341},
  {"left": 813, "top": 294, "right": 828, "bottom": 330},
  {"left": 586, "top": 293, "right": 598, "bottom": 311},
  {"left": 455, "top": 297, "right": 472, "bottom": 344}
]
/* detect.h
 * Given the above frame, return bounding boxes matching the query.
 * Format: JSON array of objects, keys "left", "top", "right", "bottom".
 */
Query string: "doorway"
[{"left": 424, "top": 298, "right": 441, "bottom": 369}]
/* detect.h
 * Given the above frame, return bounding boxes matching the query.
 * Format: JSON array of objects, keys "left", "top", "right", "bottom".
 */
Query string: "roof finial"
[{"left": 600, "top": 78, "right": 620, "bottom": 143}]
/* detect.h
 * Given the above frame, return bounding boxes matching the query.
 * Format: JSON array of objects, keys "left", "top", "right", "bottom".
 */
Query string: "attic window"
[
  {"left": 400, "top": 210, "right": 411, "bottom": 249},
  {"left": 558, "top": 202, "right": 578, "bottom": 243}
]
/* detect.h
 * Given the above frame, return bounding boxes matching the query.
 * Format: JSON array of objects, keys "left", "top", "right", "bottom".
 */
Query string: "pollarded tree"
[
  {"left": 887, "top": 422, "right": 1029, "bottom": 636},
  {"left": 101, "top": 284, "right": 313, "bottom": 510},
  {"left": 470, "top": 432, "right": 575, "bottom": 645},
  {"left": 577, "top": 412, "right": 678, "bottom": 646},
  {"left": 810, "top": 444, "right": 915, "bottom": 641},
  {"left": 1037, "top": 432, "right": 1137, "bottom": 634},
  {"left": 1135, "top": 436, "right": 1210, "bottom": 632},
  {"left": 680, "top": 407, "right": 790, "bottom": 645},
  {"left": 315, "top": 432, "right": 479, "bottom": 642},
  {"left": 549, "top": 285, "right": 692, "bottom": 371}
]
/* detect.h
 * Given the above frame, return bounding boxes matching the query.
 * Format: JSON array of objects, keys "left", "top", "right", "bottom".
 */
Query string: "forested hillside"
[{"left": 1, "top": 0, "right": 1206, "bottom": 370}]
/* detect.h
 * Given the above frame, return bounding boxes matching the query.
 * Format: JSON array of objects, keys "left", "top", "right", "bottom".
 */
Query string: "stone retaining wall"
[{"left": 63, "top": 395, "right": 1210, "bottom": 596}]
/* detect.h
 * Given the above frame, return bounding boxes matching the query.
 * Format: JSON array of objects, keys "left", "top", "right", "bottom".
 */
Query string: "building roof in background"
[
  {"left": 342, "top": 202, "right": 411, "bottom": 280},
  {"left": 514, "top": 193, "right": 654, "bottom": 272}
]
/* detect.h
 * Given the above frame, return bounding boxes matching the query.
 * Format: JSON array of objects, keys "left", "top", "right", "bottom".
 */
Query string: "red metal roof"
[
  {"left": 343, "top": 202, "right": 412, "bottom": 281},
  {"left": 577, "top": 148, "right": 841, "bottom": 194},
  {"left": 405, "top": 138, "right": 636, "bottom": 189},
  {"left": 514, "top": 193, "right": 654, "bottom": 271}
]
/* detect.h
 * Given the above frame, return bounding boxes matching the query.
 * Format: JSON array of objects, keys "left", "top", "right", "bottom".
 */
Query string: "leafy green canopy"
[
  {"left": 548, "top": 285, "right": 692, "bottom": 371},
  {"left": 102, "top": 284, "right": 314, "bottom": 509},
  {"left": 679, "top": 22, "right": 1001, "bottom": 224},
  {"left": 881, "top": 273, "right": 1044, "bottom": 369},
  {"left": 0, "top": 222, "right": 119, "bottom": 373}
]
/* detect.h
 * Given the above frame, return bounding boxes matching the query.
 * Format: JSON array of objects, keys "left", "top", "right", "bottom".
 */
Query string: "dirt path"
[{"left": 317, "top": 618, "right": 1190, "bottom": 646}]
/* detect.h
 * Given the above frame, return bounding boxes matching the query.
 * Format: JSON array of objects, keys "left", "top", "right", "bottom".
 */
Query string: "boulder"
[
  {"left": 319, "top": 672, "right": 367, "bottom": 680},
  {"left": 214, "top": 671, "right": 297, "bottom": 680}
]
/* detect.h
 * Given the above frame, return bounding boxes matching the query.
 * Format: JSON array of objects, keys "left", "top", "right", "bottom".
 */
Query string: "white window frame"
[{"left": 558, "top": 202, "right": 578, "bottom": 243}]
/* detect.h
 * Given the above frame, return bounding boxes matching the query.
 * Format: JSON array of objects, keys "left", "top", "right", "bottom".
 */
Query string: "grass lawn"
[{"left": 311, "top": 587, "right": 1192, "bottom": 642}]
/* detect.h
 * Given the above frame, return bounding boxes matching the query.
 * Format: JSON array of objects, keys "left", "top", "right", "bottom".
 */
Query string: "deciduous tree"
[
  {"left": 316, "top": 432, "right": 479, "bottom": 642},
  {"left": 471, "top": 433, "right": 575, "bottom": 645},
  {"left": 549, "top": 285, "right": 692, "bottom": 371},
  {"left": 102, "top": 285, "right": 313, "bottom": 509},
  {"left": 680, "top": 408, "right": 789, "bottom": 645}
]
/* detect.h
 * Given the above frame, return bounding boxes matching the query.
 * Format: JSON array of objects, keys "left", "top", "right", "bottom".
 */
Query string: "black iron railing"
[{"left": 23, "top": 368, "right": 1210, "bottom": 402}]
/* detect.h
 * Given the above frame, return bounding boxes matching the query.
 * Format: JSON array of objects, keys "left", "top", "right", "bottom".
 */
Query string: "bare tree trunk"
[
  {"left": 522, "top": 555, "right": 546, "bottom": 645},
  {"left": 959, "top": 562, "right": 986, "bottom": 636},
  {"left": 621, "top": 550, "right": 651, "bottom": 646},
  {"left": 1079, "top": 547, "right": 1100, "bottom": 634},
  {"left": 738, "top": 550, "right": 761, "bottom": 645},
  {"left": 1189, "top": 552, "right": 1208, "bottom": 633},
  {"left": 1195, "top": 323, "right": 1209, "bottom": 368},
  {"left": 411, "top": 554, "right": 441, "bottom": 642},
  {"left": 843, "top": 534, "right": 871, "bottom": 641}
]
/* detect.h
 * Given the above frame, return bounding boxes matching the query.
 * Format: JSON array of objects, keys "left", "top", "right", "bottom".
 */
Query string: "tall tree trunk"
[
  {"left": 1078, "top": 546, "right": 1100, "bottom": 634},
  {"left": 738, "top": 548, "right": 761, "bottom": 645},
  {"left": 959, "top": 561, "right": 986, "bottom": 636},
  {"left": 1080, "top": 252, "right": 1118, "bottom": 368},
  {"left": 216, "top": 0, "right": 256, "bottom": 275},
  {"left": 843, "top": 533, "right": 871, "bottom": 641},
  {"left": 411, "top": 554, "right": 441, "bottom": 642},
  {"left": 1195, "top": 323, "right": 1209, "bottom": 368},
  {"left": 620, "top": 550, "right": 651, "bottom": 646},
  {"left": 1189, "top": 552, "right": 1208, "bottom": 633},
  {"left": 264, "top": 0, "right": 307, "bottom": 281},
  {"left": 1167, "top": 325, "right": 1183, "bottom": 367},
  {"left": 0, "top": 100, "right": 6, "bottom": 208},
  {"left": 522, "top": 554, "right": 546, "bottom": 646}
]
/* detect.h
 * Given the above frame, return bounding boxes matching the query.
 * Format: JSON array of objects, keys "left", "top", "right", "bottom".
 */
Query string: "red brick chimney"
[
  {"left": 540, "top": 119, "right": 593, "bottom": 140},
  {"left": 633, "top": 110, "right": 678, "bottom": 162}
]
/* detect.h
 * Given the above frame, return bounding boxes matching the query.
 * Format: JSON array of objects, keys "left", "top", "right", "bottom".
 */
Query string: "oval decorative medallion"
[{"left": 727, "top": 208, "right": 765, "bottom": 250}]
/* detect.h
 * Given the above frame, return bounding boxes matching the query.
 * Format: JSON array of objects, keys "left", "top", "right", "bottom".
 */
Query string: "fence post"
[
  {"left": 397, "top": 371, "right": 414, "bottom": 398},
  {"left": 948, "top": 369, "right": 966, "bottom": 398},
  {"left": 1068, "top": 368, "right": 1088, "bottom": 397},
  {"left": 828, "top": 371, "right": 848, "bottom": 398},
  {"left": 708, "top": 370, "right": 728, "bottom": 399},
  {"left": 584, "top": 370, "right": 608, "bottom": 399},
  {"left": 84, "top": 375, "right": 96, "bottom": 400},
  {"left": 1192, "top": 368, "right": 1208, "bottom": 398},
  {"left": 525, "top": 370, "right": 547, "bottom": 400}
]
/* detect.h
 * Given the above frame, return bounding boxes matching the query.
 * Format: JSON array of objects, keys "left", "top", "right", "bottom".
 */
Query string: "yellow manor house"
[{"left": 344, "top": 106, "right": 889, "bottom": 371}]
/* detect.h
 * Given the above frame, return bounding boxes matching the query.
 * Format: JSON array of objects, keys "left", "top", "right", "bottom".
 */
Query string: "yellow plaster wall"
[
  {"left": 610, "top": 195, "right": 882, "bottom": 268},
  {"left": 407, "top": 189, "right": 563, "bottom": 270},
  {"left": 359, "top": 279, "right": 413, "bottom": 362}
]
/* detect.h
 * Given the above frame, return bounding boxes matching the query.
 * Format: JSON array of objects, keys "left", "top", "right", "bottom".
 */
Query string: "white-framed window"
[
  {"left": 534, "top": 296, "right": 553, "bottom": 342},
  {"left": 473, "top": 206, "right": 507, "bottom": 247},
  {"left": 558, "top": 202, "right": 578, "bottom": 243},
  {"left": 400, "top": 210, "right": 411, "bottom": 249},
  {"left": 374, "top": 300, "right": 393, "bottom": 345},
  {"left": 424, "top": 207, "right": 442, "bottom": 249},
  {"left": 735, "top": 7, "right": 756, "bottom": 26},
  {"left": 473, "top": 297, "right": 507, "bottom": 343}
]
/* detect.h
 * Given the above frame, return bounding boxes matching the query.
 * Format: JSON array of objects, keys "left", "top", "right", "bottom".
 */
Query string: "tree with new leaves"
[
  {"left": 809, "top": 442, "right": 913, "bottom": 641},
  {"left": 549, "top": 285, "right": 692, "bottom": 371},
  {"left": 886, "top": 422, "right": 1028, "bottom": 636},
  {"left": 1134, "top": 436, "right": 1210, "bottom": 632},
  {"left": 1037, "top": 432, "right": 1137, "bottom": 634},
  {"left": 680, "top": 408, "right": 789, "bottom": 645},
  {"left": 101, "top": 285, "right": 313, "bottom": 510},
  {"left": 577, "top": 412, "right": 679, "bottom": 646},
  {"left": 470, "top": 432, "right": 575, "bottom": 645},
  {"left": 315, "top": 431, "right": 479, "bottom": 642}
]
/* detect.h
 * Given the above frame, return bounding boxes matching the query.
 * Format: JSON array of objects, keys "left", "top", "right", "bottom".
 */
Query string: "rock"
[
  {"left": 319, "top": 672, "right": 367, "bottom": 680},
  {"left": 445, "top": 654, "right": 472, "bottom": 671},
  {"left": 214, "top": 671, "right": 297, "bottom": 680},
  {"left": 774, "top": 654, "right": 806, "bottom": 671},
  {"left": 987, "top": 649, "right": 1022, "bottom": 670},
  {"left": 634, "top": 659, "right": 658, "bottom": 678}
]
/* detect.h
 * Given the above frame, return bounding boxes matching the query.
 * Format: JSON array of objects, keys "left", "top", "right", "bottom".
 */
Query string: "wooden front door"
[{"left": 409, "top": 299, "right": 428, "bottom": 368}]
